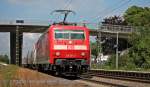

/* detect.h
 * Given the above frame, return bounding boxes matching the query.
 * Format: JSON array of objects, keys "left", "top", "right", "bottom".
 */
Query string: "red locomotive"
[{"left": 26, "top": 10, "right": 90, "bottom": 76}]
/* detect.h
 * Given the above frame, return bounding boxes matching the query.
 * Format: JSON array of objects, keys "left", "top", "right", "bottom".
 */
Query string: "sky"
[
  {"left": 0, "top": 0, "right": 149, "bottom": 23},
  {"left": 0, "top": 0, "right": 149, "bottom": 58}
]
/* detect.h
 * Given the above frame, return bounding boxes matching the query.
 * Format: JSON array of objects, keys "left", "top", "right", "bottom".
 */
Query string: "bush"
[{"left": 0, "top": 54, "right": 9, "bottom": 64}]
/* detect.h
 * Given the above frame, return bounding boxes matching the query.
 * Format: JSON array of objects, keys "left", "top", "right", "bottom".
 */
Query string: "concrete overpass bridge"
[{"left": 0, "top": 20, "right": 133, "bottom": 65}]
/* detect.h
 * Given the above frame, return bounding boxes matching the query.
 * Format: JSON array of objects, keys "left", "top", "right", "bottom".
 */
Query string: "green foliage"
[
  {"left": 124, "top": 6, "right": 150, "bottom": 26},
  {"left": 104, "top": 6, "right": 150, "bottom": 71},
  {"left": 125, "top": 6, "right": 150, "bottom": 69},
  {"left": 0, "top": 54, "right": 9, "bottom": 64},
  {"left": 0, "top": 65, "right": 18, "bottom": 87},
  {"left": 105, "top": 53, "right": 137, "bottom": 70},
  {"left": 129, "top": 27, "right": 150, "bottom": 69},
  {"left": 102, "top": 15, "right": 127, "bottom": 25},
  {"left": 90, "top": 42, "right": 99, "bottom": 58},
  {"left": 105, "top": 54, "right": 116, "bottom": 68}
]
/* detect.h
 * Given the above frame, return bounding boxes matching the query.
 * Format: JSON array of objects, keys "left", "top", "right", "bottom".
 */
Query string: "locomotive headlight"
[
  {"left": 81, "top": 52, "right": 85, "bottom": 56},
  {"left": 69, "top": 41, "right": 72, "bottom": 44},
  {"left": 55, "top": 52, "right": 60, "bottom": 56}
]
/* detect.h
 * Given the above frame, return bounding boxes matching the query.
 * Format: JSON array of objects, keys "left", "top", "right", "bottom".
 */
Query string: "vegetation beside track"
[
  {"left": 0, "top": 64, "right": 18, "bottom": 80},
  {"left": 0, "top": 64, "right": 18, "bottom": 87},
  {"left": 0, "top": 64, "right": 87, "bottom": 87},
  {"left": 91, "top": 6, "right": 150, "bottom": 71}
]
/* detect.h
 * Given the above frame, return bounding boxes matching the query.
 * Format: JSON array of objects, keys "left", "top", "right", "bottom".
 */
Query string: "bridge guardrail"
[
  {"left": 99, "top": 24, "right": 133, "bottom": 33},
  {"left": 0, "top": 20, "right": 134, "bottom": 33}
]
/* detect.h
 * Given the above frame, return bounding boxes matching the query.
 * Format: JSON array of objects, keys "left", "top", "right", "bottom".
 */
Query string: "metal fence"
[{"left": 100, "top": 24, "right": 133, "bottom": 33}]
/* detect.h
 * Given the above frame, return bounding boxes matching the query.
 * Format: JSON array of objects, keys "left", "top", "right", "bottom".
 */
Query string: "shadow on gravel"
[
  {"left": 60, "top": 76, "right": 80, "bottom": 80},
  {"left": 38, "top": 70, "right": 80, "bottom": 80}
]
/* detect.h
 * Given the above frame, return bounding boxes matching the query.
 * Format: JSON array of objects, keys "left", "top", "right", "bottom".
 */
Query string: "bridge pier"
[
  {"left": 10, "top": 32, "right": 16, "bottom": 64},
  {"left": 10, "top": 28, "right": 23, "bottom": 66}
]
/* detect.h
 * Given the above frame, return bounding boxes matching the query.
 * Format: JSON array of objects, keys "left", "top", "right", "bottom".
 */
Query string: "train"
[
  {"left": 25, "top": 22, "right": 90, "bottom": 76},
  {"left": 25, "top": 10, "right": 90, "bottom": 76}
]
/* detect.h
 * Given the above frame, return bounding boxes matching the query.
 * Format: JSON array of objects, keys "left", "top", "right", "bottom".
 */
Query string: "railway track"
[
  {"left": 79, "top": 75, "right": 128, "bottom": 87},
  {"left": 78, "top": 69, "right": 150, "bottom": 86},
  {"left": 89, "top": 69, "right": 150, "bottom": 83}
]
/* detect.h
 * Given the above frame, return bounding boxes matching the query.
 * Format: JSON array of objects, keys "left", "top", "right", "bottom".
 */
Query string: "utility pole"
[
  {"left": 90, "top": 47, "right": 92, "bottom": 69},
  {"left": 98, "top": 23, "right": 102, "bottom": 69},
  {"left": 116, "top": 32, "right": 119, "bottom": 69}
]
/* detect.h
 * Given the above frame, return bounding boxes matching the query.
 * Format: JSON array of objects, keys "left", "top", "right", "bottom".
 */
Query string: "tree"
[
  {"left": 0, "top": 54, "right": 9, "bottom": 64},
  {"left": 91, "top": 42, "right": 100, "bottom": 63},
  {"left": 104, "top": 6, "right": 150, "bottom": 70},
  {"left": 124, "top": 6, "right": 150, "bottom": 26},
  {"left": 123, "top": 6, "right": 150, "bottom": 69},
  {"left": 128, "top": 27, "right": 150, "bottom": 68},
  {"left": 102, "top": 15, "right": 127, "bottom": 25}
]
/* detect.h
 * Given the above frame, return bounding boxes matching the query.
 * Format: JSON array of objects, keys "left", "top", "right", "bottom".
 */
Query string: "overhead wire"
[
  {"left": 89, "top": 0, "right": 132, "bottom": 22},
  {"left": 70, "top": 0, "right": 100, "bottom": 25},
  {"left": 89, "top": 0, "right": 124, "bottom": 22},
  {"left": 51, "top": 0, "right": 73, "bottom": 23},
  {"left": 143, "top": 0, "right": 150, "bottom": 7},
  {"left": 63, "top": 0, "right": 73, "bottom": 10},
  {"left": 103, "top": 0, "right": 132, "bottom": 21},
  {"left": 20, "top": 0, "right": 73, "bottom": 40},
  {"left": 103, "top": 0, "right": 132, "bottom": 17}
]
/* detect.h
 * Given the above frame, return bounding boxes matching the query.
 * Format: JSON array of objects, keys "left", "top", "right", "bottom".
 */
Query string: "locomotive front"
[{"left": 50, "top": 25, "right": 90, "bottom": 75}]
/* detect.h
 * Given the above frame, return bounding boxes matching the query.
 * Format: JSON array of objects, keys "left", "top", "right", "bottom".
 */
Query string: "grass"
[
  {"left": 0, "top": 64, "right": 86, "bottom": 87},
  {"left": 91, "top": 64, "right": 150, "bottom": 72},
  {"left": 0, "top": 64, "right": 18, "bottom": 87},
  {"left": 0, "top": 65, "right": 18, "bottom": 79}
]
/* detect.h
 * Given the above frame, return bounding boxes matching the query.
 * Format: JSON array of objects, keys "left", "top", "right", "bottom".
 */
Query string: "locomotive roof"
[{"left": 50, "top": 24, "right": 88, "bottom": 30}]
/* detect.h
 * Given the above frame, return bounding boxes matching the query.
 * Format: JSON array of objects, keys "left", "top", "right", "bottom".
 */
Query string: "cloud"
[
  {"left": 24, "top": 33, "right": 39, "bottom": 39},
  {"left": 7, "top": 0, "right": 36, "bottom": 4},
  {"left": 22, "top": 33, "right": 41, "bottom": 57},
  {"left": 59, "top": 0, "right": 106, "bottom": 22},
  {"left": 3, "top": 0, "right": 107, "bottom": 23},
  {"left": 7, "top": 0, "right": 66, "bottom": 7},
  {"left": 5, "top": 0, "right": 68, "bottom": 20},
  {"left": 0, "top": 33, "right": 10, "bottom": 57}
]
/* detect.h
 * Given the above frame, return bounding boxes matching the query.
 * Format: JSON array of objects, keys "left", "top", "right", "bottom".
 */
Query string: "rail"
[
  {"left": 89, "top": 69, "right": 150, "bottom": 83},
  {"left": 78, "top": 69, "right": 150, "bottom": 86},
  {"left": 79, "top": 76, "right": 127, "bottom": 87}
]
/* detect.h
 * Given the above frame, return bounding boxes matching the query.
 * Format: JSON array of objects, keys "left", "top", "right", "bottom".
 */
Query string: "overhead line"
[
  {"left": 63, "top": 0, "right": 73, "bottom": 9},
  {"left": 89, "top": 0, "right": 124, "bottom": 21},
  {"left": 103, "top": 0, "right": 132, "bottom": 17},
  {"left": 90, "top": 0, "right": 132, "bottom": 22}
]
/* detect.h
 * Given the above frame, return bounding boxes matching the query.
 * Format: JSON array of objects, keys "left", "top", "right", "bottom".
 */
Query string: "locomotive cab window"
[
  {"left": 55, "top": 30, "right": 85, "bottom": 40},
  {"left": 55, "top": 30, "right": 69, "bottom": 39},
  {"left": 70, "top": 31, "right": 85, "bottom": 39}
]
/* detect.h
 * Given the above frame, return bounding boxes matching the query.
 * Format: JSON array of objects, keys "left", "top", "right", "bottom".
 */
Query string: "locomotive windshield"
[{"left": 55, "top": 30, "right": 85, "bottom": 39}]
